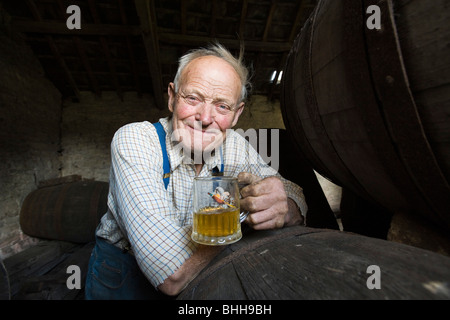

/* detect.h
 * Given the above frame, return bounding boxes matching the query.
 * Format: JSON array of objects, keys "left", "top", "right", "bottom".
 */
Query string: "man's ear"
[
  {"left": 168, "top": 83, "right": 176, "bottom": 112},
  {"left": 231, "top": 102, "right": 245, "bottom": 127}
]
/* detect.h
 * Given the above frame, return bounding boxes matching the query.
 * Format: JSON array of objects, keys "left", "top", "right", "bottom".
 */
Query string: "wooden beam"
[
  {"left": 55, "top": 0, "right": 101, "bottom": 97},
  {"left": 25, "top": 0, "right": 80, "bottom": 101},
  {"left": 10, "top": 20, "right": 142, "bottom": 36},
  {"left": 263, "top": 0, "right": 277, "bottom": 41},
  {"left": 119, "top": 0, "right": 142, "bottom": 97},
  {"left": 209, "top": 0, "right": 218, "bottom": 37},
  {"left": 289, "top": 0, "right": 312, "bottom": 42},
  {"left": 88, "top": 0, "right": 123, "bottom": 100},
  {"left": 74, "top": 37, "right": 101, "bottom": 97},
  {"left": 135, "top": 0, "right": 165, "bottom": 110},
  {"left": 159, "top": 33, "right": 292, "bottom": 52},
  {"left": 239, "top": 0, "right": 249, "bottom": 38},
  {"left": 181, "top": 0, "right": 187, "bottom": 35}
]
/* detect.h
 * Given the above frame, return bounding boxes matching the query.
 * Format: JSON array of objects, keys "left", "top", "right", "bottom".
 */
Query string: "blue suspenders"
[
  {"left": 153, "top": 122, "right": 171, "bottom": 189},
  {"left": 152, "top": 122, "right": 224, "bottom": 189}
]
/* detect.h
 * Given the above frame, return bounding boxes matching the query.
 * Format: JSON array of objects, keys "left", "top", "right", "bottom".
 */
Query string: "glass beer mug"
[{"left": 192, "top": 176, "right": 248, "bottom": 245}]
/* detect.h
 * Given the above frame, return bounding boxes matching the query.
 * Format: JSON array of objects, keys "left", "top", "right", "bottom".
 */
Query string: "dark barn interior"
[{"left": 1, "top": 0, "right": 450, "bottom": 301}]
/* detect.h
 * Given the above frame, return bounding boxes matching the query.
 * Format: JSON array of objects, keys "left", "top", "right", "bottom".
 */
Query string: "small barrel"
[
  {"left": 178, "top": 226, "right": 450, "bottom": 300},
  {"left": 20, "top": 180, "right": 109, "bottom": 243}
]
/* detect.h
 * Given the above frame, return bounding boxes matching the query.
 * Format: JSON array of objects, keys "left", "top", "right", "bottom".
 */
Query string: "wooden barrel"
[
  {"left": 280, "top": 0, "right": 450, "bottom": 231},
  {"left": 178, "top": 226, "right": 450, "bottom": 299},
  {"left": 20, "top": 180, "right": 109, "bottom": 243}
]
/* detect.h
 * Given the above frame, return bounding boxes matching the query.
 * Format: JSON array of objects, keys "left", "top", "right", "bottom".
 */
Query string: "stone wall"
[
  {"left": 61, "top": 92, "right": 170, "bottom": 181},
  {"left": 0, "top": 28, "right": 62, "bottom": 258}
]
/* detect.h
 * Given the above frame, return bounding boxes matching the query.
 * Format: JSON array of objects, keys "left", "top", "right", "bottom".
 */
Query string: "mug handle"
[
  {"left": 238, "top": 182, "right": 250, "bottom": 223},
  {"left": 239, "top": 211, "right": 249, "bottom": 223}
]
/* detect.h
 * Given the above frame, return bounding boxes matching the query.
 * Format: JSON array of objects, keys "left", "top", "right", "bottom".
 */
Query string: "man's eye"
[
  {"left": 187, "top": 95, "right": 199, "bottom": 102},
  {"left": 217, "top": 104, "right": 232, "bottom": 113}
]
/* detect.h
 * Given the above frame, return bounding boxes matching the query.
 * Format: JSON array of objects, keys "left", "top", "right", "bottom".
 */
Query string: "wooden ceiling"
[{"left": 2, "top": 0, "right": 316, "bottom": 108}]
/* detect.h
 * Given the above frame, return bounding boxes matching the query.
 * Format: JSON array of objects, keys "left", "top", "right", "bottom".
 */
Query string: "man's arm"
[{"left": 157, "top": 245, "right": 224, "bottom": 296}]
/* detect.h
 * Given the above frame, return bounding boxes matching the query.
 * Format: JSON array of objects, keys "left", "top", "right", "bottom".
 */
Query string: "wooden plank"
[
  {"left": 288, "top": 0, "right": 313, "bottom": 42},
  {"left": 3, "top": 241, "right": 81, "bottom": 298},
  {"left": 159, "top": 33, "right": 292, "bottom": 52},
  {"left": 0, "top": 260, "right": 10, "bottom": 300},
  {"left": 11, "top": 242, "right": 94, "bottom": 300},
  {"left": 25, "top": 0, "right": 80, "bottom": 101},
  {"left": 262, "top": 0, "right": 277, "bottom": 41},
  {"left": 209, "top": 0, "right": 218, "bottom": 37},
  {"left": 119, "top": 0, "right": 142, "bottom": 97},
  {"left": 11, "top": 20, "right": 142, "bottom": 36},
  {"left": 239, "top": 0, "right": 249, "bottom": 39},
  {"left": 135, "top": 0, "right": 165, "bottom": 110},
  {"left": 88, "top": 0, "right": 123, "bottom": 101}
]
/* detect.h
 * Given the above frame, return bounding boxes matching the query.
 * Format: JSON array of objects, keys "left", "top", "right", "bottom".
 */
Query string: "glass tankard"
[{"left": 192, "top": 176, "right": 248, "bottom": 245}]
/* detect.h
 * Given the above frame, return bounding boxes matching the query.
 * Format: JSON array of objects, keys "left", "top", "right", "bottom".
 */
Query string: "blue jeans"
[{"left": 85, "top": 236, "right": 172, "bottom": 300}]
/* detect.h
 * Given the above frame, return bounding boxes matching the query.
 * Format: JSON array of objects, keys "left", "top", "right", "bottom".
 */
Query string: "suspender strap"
[
  {"left": 153, "top": 122, "right": 171, "bottom": 189},
  {"left": 212, "top": 146, "right": 225, "bottom": 176},
  {"left": 152, "top": 121, "right": 225, "bottom": 188}
]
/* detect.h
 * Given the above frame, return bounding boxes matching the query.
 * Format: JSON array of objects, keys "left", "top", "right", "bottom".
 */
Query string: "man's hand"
[{"left": 238, "top": 172, "right": 303, "bottom": 230}]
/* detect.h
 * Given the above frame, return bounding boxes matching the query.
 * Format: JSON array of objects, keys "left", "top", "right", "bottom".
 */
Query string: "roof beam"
[
  {"left": 289, "top": 0, "right": 312, "bottom": 42},
  {"left": 25, "top": 0, "right": 80, "bottom": 101},
  {"left": 263, "top": 0, "right": 277, "bottom": 41},
  {"left": 119, "top": 0, "right": 142, "bottom": 97},
  {"left": 55, "top": 0, "right": 101, "bottom": 97},
  {"left": 134, "top": 0, "right": 165, "bottom": 110},
  {"left": 11, "top": 20, "right": 142, "bottom": 36},
  {"left": 209, "top": 0, "right": 218, "bottom": 37},
  {"left": 159, "top": 33, "right": 292, "bottom": 53},
  {"left": 239, "top": 0, "right": 249, "bottom": 39},
  {"left": 88, "top": 0, "right": 123, "bottom": 101}
]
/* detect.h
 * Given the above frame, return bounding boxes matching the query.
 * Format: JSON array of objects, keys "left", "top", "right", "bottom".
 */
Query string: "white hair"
[{"left": 173, "top": 43, "right": 251, "bottom": 103}]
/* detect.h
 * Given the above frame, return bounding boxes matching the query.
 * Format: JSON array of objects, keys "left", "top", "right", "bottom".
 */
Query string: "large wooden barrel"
[
  {"left": 20, "top": 180, "right": 109, "bottom": 243},
  {"left": 281, "top": 0, "right": 450, "bottom": 232},
  {"left": 178, "top": 226, "right": 450, "bottom": 299}
]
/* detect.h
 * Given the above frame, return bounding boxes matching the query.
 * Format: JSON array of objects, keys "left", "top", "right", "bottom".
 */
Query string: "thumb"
[{"left": 238, "top": 172, "right": 262, "bottom": 186}]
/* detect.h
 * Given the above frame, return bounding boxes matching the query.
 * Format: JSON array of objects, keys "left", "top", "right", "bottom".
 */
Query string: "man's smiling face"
[{"left": 167, "top": 55, "right": 244, "bottom": 158}]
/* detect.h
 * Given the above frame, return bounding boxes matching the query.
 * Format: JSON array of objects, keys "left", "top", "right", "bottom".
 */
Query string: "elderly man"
[{"left": 85, "top": 43, "right": 307, "bottom": 299}]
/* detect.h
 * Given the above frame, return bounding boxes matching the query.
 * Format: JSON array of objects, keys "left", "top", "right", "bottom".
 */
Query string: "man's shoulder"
[{"left": 111, "top": 121, "right": 162, "bottom": 149}]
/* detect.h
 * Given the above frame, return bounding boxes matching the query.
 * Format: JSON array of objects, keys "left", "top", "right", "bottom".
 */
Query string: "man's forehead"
[
  {"left": 180, "top": 56, "right": 241, "bottom": 97},
  {"left": 182, "top": 56, "right": 238, "bottom": 80}
]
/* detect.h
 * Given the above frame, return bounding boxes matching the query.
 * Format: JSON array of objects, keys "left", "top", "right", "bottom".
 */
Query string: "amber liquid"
[{"left": 193, "top": 206, "right": 240, "bottom": 237}]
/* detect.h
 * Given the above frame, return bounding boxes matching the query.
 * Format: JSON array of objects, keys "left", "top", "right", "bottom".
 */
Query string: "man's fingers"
[
  {"left": 237, "top": 172, "right": 262, "bottom": 186},
  {"left": 240, "top": 195, "right": 271, "bottom": 213},
  {"left": 245, "top": 210, "right": 284, "bottom": 230}
]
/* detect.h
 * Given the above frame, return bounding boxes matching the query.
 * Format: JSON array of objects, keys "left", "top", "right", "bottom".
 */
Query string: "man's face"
[{"left": 168, "top": 55, "right": 244, "bottom": 160}]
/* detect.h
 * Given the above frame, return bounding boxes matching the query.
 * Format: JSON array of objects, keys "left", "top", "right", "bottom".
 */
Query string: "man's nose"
[{"left": 195, "top": 103, "right": 214, "bottom": 125}]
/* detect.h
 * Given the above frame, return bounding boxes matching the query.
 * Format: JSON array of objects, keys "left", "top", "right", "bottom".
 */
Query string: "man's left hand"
[{"left": 238, "top": 172, "right": 295, "bottom": 230}]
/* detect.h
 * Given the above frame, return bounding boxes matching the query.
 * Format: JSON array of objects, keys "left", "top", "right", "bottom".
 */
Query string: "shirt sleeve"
[{"left": 109, "top": 123, "right": 197, "bottom": 288}]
